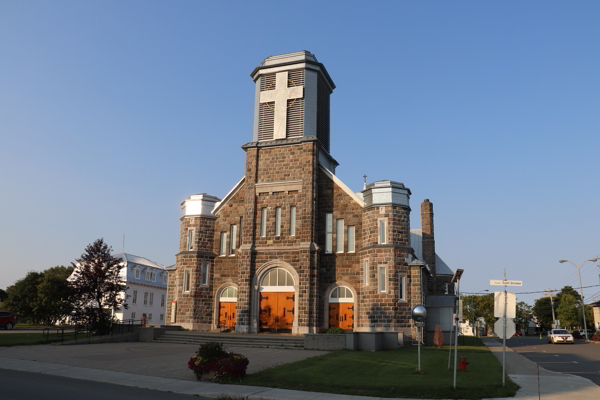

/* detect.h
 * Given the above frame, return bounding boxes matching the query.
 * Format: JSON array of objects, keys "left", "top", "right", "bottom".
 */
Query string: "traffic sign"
[
  {"left": 494, "top": 292, "right": 516, "bottom": 318},
  {"left": 495, "top": 318, "right": 516, "bottom": 339},
  {"left": 489, "top": 280, "right": 523, "bottom": 286}
]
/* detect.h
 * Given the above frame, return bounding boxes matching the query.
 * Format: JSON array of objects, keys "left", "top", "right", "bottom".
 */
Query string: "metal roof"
[
  {"left": 410, "top": 229, "right": 454, "bottom": 276},
  {"left": 112, "top": 253, "right": 166, "bottom": 270}
]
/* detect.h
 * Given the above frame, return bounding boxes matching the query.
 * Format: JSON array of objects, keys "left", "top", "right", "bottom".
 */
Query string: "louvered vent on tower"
[
  {"left": 317, "top": 76, "right": 330, "bottom": 153},
  {"left": 258, "top": 73, "right": 275, "bottom": 141},
  {"left": 286, "top": 69, "right": 304, "bottom": 139}
]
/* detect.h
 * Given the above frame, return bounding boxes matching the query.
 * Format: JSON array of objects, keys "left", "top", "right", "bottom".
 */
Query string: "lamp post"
[{"left": 559, "top": 258, "right": 599, "bottom": 341}]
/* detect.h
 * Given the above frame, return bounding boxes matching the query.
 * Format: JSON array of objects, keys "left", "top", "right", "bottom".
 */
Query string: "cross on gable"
[{"left": 259, "top": 71, "right": 304, "bottom": 139}]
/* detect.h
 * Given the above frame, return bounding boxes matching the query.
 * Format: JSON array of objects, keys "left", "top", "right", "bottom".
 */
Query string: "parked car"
[
  {"left": 514, "top": 331, "right": 522, "bottom": 336},
  {"left": 0, "top": 311, "right": 16, "bottom": 330},
  {"left": 547, "top": 329, "right": 574, "bottom": 344}
]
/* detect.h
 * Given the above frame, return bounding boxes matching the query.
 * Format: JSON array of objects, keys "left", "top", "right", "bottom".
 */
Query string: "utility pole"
[{"left": 544, "top": 290, "right": 556, "bottom": 324}]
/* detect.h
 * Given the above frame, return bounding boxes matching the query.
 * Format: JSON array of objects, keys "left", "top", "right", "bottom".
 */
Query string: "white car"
[{"left": 548, "top": 329, "right": 574, "bottom": 344}]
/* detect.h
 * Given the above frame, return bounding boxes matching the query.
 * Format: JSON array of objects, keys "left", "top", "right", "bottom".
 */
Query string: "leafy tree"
[
  {"left": 557, "top": 294, "right": 579, "bottom": 329},
  {"left": 5, "top": 271, "right": 44, "bottom": 323},
  {"left": 515, "top": 301, "right": 532, "bottom": 331},
  {"left": 0, "top": 288, "right": 8, "bottom": 302},
  {"left": 36, "top": 266, "right": 74, "bottom": 325},
  {"left": 556, "top": 286, "right": 581, "bottom": 305},
  {"left": 479, "top": 293, "right": 496, "bottom": 330},
  {"left": 532, "top": 297, "right": 554, "bottom": 330},
  {"left": 69, "top": 239, "right": 127, "bottom": 334}
]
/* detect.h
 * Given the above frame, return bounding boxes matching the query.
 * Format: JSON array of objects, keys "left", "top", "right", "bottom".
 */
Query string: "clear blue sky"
[{"left": 1, "top": 1, "right": 599, "bottom": 306}]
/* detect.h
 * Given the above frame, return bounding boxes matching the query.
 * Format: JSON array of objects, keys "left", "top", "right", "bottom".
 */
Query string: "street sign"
[
  {"left": 495, "top": 318, "right": 516, "bottom": 339},
  {"left": 494, "top": 292, "right": 516, "bottom": 318},
  {"left": 489, "top": 280, "right": 523, "bottom": 286}
]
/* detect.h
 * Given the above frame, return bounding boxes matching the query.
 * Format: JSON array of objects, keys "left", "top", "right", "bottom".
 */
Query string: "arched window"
[
  {"left": 329, "top": 286, "right": 354, "bottom": 303},
  {"left": 260, "top": 268, "right": 294, "bottom": 289},
  {"left": 220, "top": 287, "right": 238, "bottom": 302}
]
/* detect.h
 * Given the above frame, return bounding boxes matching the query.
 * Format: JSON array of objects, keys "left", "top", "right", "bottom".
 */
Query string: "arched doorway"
[
  {"left": 219, "top": 286, "right": 237, "bottom": 330},
  {"left": 259, "top": 268, "right": 295, "bottom": 333},
  {"left": 329, "top": 286, "right": 354, "bottom": 330}
]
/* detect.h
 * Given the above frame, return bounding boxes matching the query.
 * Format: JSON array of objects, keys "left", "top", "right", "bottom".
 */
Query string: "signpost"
[{"left": 490, "top": 272, "right": 523, "bottom": 387}]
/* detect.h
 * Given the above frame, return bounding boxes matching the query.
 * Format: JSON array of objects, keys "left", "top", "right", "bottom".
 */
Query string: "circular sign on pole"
[{"left": 412, "top": 305, "right": 427, "bottom": 322}]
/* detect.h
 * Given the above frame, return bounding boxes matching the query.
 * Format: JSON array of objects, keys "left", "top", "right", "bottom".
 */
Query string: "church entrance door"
[
  {"left": 328, "top": 286, "right": 355, "bottom": 331},
  {"left": 218, "top": 287, "right": 238, "bottom": 330},
  {"left": 258, "top": 268, "right": 295, "bottom": 333}
]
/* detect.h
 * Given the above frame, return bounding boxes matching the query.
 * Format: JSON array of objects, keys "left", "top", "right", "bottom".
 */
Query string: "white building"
[{"left": 113, "top": 253, "right": 169, "bottom": 325}]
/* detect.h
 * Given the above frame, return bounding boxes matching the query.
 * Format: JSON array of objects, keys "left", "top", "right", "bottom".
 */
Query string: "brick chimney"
[{"left": 421, "top": 199, "right": 436, "bottom": 293}]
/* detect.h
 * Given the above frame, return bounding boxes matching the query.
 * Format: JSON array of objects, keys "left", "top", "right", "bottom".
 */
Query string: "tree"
[
  {"left": 5, "top": 271, "right": 44, "bottom": 323},
  {"left": 0, "top": 288, "right": 8, "bottom": 302},
  {"left": 533, "top": 297, "right": 554, "bottom": 330},
  {"left": 515, "top": 301, "right": 532, "bottom": 331},
  {"left": 69, "top": 239, "right": 127, "bottom": 334},
  {"left": 478, "top": 293, "right": 496, "bottom": 331},
  {"left": 36, "top": 266, "right": 74, "bottom": 325},
  {"left": 557, "top": 294, "right": 579, "bottom": 329}
]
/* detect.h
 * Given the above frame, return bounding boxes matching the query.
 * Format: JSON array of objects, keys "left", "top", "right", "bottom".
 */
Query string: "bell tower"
[{"left": 250, "top": 51, "right": 335, "bottom": 154}]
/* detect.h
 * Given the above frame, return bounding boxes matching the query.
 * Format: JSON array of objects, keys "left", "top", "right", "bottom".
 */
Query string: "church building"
[{"left": 166, "top": 51, "right": 454, "bottom": 340}]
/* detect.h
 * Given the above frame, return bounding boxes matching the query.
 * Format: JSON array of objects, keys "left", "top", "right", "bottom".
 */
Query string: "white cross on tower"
[{"left": 259, "top": 71, "right": 304, "bottom": 139}]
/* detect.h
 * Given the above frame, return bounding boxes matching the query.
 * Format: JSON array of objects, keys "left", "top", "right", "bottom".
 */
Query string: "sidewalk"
[{"left": 0, "top": 339, "right": 598, "bottom": 399}]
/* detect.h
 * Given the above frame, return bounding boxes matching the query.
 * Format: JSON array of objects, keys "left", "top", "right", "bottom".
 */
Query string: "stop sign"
[{"left": 494, "top": 317, "right": 516, "bottom": 339}]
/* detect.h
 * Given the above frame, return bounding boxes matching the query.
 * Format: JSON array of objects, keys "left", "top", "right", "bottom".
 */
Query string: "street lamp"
[{"left": 559, "top": 258, "right": 599, "bottom": 341}]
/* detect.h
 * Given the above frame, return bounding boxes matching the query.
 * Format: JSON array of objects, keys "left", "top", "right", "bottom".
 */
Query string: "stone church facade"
[{"left": 166, "top": 51, "right": 452, "bottom": 339}]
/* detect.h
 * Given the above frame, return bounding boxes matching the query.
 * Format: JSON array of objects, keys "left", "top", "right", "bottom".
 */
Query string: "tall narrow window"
[
  {"left": 183, "top": 270, "right": 190, "bottom": 292},
  {"left": 187, "top": 230, "right": 194, "bottom": 251},
  {"left": 220, "top": 232, "right": 226, "bottom": 256},
  {"left": 348, "top": 226, "right": 355, "bottom": 252},
  {"left": 201, "top": 262, "right": 209, "bottom": 285},
  {"left": 230, "top": 225, "right": 237, "bottom": 254},
  {"left": 336, "top": 219, "right": 344, "bottom": 253},
  {"left": 379, "top": 266, "right": 387, "bottom": 293},
  {"left": 131, "top": 312, "right": 136, "bottom": 319},
  {"left": 260, "top": 208, "right": 267, "bottom": 237},
  {"left": 398, "top": 275, "right": 406, "bottom": 300},
  {"left": 379, "top": 220, "right": 387, "bottom": 244},
  {"left": 364, "top": 260, "right": 369, "bottom": 286},
  {"left": 161, "top": 294, "right": 165, "bottom": 307},
  {"left": 325, "top": 213, "right": 333, "bottom": 253},
  {"left": 275, "top": 207, "right": 281, "bottom": 236},
  {"left": 149, "top": 293, "right": 154, "bottom": 306},
  {"left": 132, "top": 290, "right": 138, "bottom": 304},
  {"left": 240, "top": 217, "right": 244, "bottom": 245},
  {"left": 143, "top": 292, "right": 148, "bottom": 305},
  {"left": 290, "top": 206, "right": 296, "bottom": 236},
  {"left": 134, "top": 269, "right": 140, "bottom": 279}
]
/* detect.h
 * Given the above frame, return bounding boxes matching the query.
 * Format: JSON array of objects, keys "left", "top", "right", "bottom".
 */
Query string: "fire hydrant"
[{"left": 459, "top": 357, "right": 469, "bottom": 371}]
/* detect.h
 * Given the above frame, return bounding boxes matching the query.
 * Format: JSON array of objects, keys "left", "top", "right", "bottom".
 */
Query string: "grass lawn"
[
  {"left": 0, "top": 331, "right": 79, "bottom": 346},
  {"left": 242, "top": 337, "right": 519, "bottom": 399}
]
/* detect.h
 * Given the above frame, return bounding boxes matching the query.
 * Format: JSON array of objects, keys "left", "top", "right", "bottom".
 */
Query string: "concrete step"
[{"left": 156, "top": 331, "right": 305, "bottom": 349}]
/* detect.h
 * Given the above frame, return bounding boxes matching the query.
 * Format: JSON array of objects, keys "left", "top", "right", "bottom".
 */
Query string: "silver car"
[{"left": 548, "top": 329, "right": 574, "bottom": 344}]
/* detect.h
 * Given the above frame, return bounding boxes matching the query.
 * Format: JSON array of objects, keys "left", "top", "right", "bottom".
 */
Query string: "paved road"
[
  {"left": 0, "top": 368, "right": 211, "bottom": 400},
  {"left": 502, "top": 337, "right": 600, "bottom": 386}
]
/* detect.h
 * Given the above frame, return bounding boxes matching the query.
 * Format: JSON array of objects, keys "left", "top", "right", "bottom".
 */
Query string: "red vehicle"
[
  {"left": 0, "top": 311, "right": 16, "bottom": 330},
  {"left": 514, "top": 331, "right": 522, "bottom": 336}
]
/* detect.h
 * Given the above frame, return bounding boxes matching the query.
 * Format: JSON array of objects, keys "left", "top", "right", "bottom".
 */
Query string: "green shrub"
[
  {"left": 326, "top": 327, "right": 346, "bottom": 334},
  {"left": 198, "top": 341, "right": 225, "bottom": 360}
]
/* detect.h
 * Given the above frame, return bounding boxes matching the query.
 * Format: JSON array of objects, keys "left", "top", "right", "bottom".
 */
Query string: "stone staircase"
[{"left": 155, "top": 331, "right": 306, "bottom": 350}]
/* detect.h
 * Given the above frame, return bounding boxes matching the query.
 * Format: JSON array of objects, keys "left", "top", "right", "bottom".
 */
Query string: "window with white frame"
[
  {"left": 149, "top": 293, "right": 154, "bottom": 306},
  {"left": 201, "top": 262, "right": 209, "bottom": 286},
  {"left": 260, "top": 208, "right": 267, "bottom": 237},
  {"left": 348, "top": 226, "right": 355, "bottom": 252},
  {"left": 151, "top": 271, "right": 156, "bottom": 282},
  {"left": 183, "top": 270, "right": 190, "bottom": 292},
  {"left": 378, "top": 266, "right": 387, "bottom": 293},
  {"left": 378, "top": 219, "right": 387, "bottom": 244},
  {"left": 134, "top": 268, "right": 140, "bottom": 279},
  {"left": 230, "top": 225, "right": 237, "bottom": 255},
  {"left": 364, "top": 260, "right": 369, "bottom": 286},
  {"left": 161, "top": 294, "right": 165, "bottom": 307},
  {"left": 187, "top": 229, "right": 194, "bottom": 251},
  {"left": 398, "top": 274, "right": 406, "bottom": 301},
  {"left": 336, "top": 219, "right": 344, "bottom": 253},
  {"left": 131, "top": 312, "right": 136, "bottom": 319},
  {"left": 148, "top": 313, "right": 152, "bottom": 321},
  {"left": 275, "top": 207, "right": 281, "bottom": 236},
  {"left": 290, "top": 206, "right": 296, "bottom": 236},
  {"left": 145, "top": 271, "right": 150, "bottom": 281},
  {"left": 132, "top": 290, "right": 138, "bottom": 304},
  {"left": 325, "top": 213, "right": 333, "bottom": 253},
  {"left": 220, "top": 232, "right": 227, "bottom": 256},
  {"left": 143, "top": 292, "right": 148, "bottom": 305},
  {"left": 160, "top": 314, "right": 164, "bottom": 321},
  {"left": 162, "top": 274, "right": 167, "bottom": 284}
]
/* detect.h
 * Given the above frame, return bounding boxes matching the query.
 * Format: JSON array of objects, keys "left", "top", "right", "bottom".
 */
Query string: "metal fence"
[{"left": 42, "top": 319, "right": 144, "bottom": 344}]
